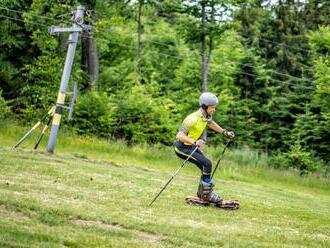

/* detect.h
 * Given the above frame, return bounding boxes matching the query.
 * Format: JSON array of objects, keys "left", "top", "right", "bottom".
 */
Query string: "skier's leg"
[
  {"left": 174, "top": 142, "right": 203, "bottom": 171},
  {"left": 175, "top": 142, "right": 223, "bottom": 203}
]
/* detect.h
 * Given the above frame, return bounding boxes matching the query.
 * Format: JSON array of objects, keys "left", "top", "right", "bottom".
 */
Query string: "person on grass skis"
[{"left": 175, "top": 92, "right": 235, "bottom": 203}]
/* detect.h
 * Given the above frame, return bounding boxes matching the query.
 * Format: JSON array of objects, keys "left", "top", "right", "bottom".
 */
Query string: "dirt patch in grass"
[
  {"left": 0, "top": 205, "right": 30, "bottom": 221},
  {"left": 72, "top": 218, "right": 162, "bottom": 243}
]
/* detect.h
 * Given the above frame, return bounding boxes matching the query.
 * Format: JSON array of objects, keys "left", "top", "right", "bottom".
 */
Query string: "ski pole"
[
  {"left": 211, "top": 139, "right": 232, "bottom": 179},
  {"left": 149, "top": 145, "right": 199, "bottom": 206}
]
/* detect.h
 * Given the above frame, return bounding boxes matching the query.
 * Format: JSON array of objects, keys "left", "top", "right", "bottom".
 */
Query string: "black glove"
[{"left": 223, "top": 129, "right": 235, "bottom": 139}]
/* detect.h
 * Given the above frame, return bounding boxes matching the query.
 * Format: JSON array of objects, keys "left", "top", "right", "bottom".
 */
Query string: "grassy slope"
[{"left": 0, "top": 122, "right": 329, "bottom": 247}]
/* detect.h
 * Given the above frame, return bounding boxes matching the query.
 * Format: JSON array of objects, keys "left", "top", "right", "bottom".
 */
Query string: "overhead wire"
[
  {"left": 237, "top": 71, "right": 317, "bottom": 91},
  {"left": 93, "top": 29, "right": 315, "bottom": 85},
  {"left": 88, "top": 31, "right": 328, "bottom": 95},
  {"left": 88, "top": 32, "right": 317, "bottom": 88},
  {"left": 0, "top": 5, "right": 73, "bottom": 25},
  {"left": 1, "top": 4, "right": 320, "bottom": 55},
  {"left": 92, "top": 23, "right": 316, "bottom": 82},
  {"left": 0, "top": 5, "right": 316, "bottom": 57},
  {"left": 122, "top": 4, "right": 316, "bottom": 54},
  {"left": 0, "top": 13, "right": 321, "bottom": 95},
  {"left": 94, "top": 23, "right": 315, "bottom": 57},
  {"left": 234, "top": 62, "right": 314, "bottom": 84},
  {"left": 0, "top": 7, "right": 328, "bottom": 95},
  {"left": 2, "top": 6, "right": 328, "bottom": 146},
  {"left": 0, "top": 6, "right": 57, "bottom": 21},
  {"left": 0, "top": 13, "right": 49, "bottom": 27},
  {"left": 2, "top": 5, "right": 316, "bottom": 59}
]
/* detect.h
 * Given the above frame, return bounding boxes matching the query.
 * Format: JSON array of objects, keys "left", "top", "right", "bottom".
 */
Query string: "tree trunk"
[
  {"left": 200, "top": 1, "right": 207, "bottom": 92},
  {"left": 81, "top": 31, "right": 99, "bottom": 91},
  {"left": 136, "top": 0, "right": 143, "bottom": 76},
  {"left": 201, "top": 2, "right": 215, "bottom": 93}
]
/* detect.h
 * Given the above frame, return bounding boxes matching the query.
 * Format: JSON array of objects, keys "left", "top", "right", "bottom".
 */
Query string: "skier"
[{"left": 175, "top": 92, "right": 235, "bottom": 204}]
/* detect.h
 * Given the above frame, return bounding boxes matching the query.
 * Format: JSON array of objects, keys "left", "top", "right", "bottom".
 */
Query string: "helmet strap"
[{"left": 201, "top": 107, "right": 212, "bottom": 121}]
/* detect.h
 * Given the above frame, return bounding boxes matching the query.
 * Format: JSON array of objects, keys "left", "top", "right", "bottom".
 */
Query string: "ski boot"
[
  {"left": 197, "top": 179, "right": 223, "bottom": 203},
  {"left": 185, "top": 180, "right": 240, "bottom": 210}
]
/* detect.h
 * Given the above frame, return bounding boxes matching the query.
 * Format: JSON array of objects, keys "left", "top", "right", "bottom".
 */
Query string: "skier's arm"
[
  {"left": 208, "top": 121, "right": 225, "bottom": 134},
  {"left": 176, "top": 132, "right": 205, "bottom": 147},
  {"left": 208, "top": 121, "right": 235, "bottom": 139}
]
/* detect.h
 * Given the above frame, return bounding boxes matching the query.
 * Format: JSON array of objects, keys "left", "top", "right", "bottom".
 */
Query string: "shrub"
[
  {"left": 70, "top": 92, "right": 113, "bottom": 137},
  {"left": 70, "top": 87, "right": 178, "bottom": 145},
  {"left": 271, "top": 144, "right": 324, "bottom": 175},
  {"left": 0, "top": 90, "right": 11, "bottom": 120}
]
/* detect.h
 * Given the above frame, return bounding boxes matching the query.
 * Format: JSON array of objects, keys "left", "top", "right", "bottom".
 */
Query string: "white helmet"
[{"left": 199, "top": 92, "right": 218, "bottom": 109}]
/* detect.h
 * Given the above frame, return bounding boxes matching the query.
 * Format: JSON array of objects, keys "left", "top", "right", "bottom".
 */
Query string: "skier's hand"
[
  {"left": 223, "top": 130, "right": 235, "bottom": 139},
  {"left": 195, "top": 139, "right": 206, "bottom": 149}
]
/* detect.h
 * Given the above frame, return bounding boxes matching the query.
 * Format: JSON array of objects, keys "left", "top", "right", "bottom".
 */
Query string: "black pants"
[{"left": 174, "top": 141, "right": 212, "bottom": 176}]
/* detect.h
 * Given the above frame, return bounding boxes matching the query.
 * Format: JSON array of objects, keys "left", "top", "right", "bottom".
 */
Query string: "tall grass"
[{"left": 1, "top": 120, "right": 329, "bottom": 192}]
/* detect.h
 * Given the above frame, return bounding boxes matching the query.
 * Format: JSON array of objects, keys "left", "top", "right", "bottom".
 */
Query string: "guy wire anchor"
[
  {"left": 13, "top": 106, "right": 56, "bottom": 149},
  {"left": 13, "top": 81, "right": 78, "bottom": 150}
]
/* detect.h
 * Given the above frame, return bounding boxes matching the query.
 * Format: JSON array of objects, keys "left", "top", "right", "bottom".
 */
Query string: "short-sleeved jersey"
[{"left": 178, "top": 109, "right": 212, "bottom": 144}]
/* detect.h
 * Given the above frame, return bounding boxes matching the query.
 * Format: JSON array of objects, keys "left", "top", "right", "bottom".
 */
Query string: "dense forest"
[{"left": 0, "top": 0, "right": 329, "bottom": 174}]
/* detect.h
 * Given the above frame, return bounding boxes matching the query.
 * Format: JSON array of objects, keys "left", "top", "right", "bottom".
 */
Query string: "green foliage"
[
  {"left": 210, "top": 29, "right": 246, "bottom": 92},
  {"left": 72, "top": 87, "right": 177, "bottom": 145},
  {"left": 1, "top": 0, "right": 330, "bottom": 174},
  {"left": 0, "top": 0, "right": 34, "bottom": 101},
  {"left": 142, "top": 20, "right": 183, "bottom": 88},
  {"left": 309, "top": 26, "right": 330, "bottom": 54},
  {"left": 288, "top": 109, "right": 330, "bottom": 164},
  {"left": 110, "top": 83, "right": 177, "bottom": 144},
  {"left": 70, "top": 92, "right": 113, "bottom": 137},
  {"left": 20, "top": 55, "right": 62, "bottom": 111},
  {"left": 0, "top": 90, "right": 11, "bottom": 120},
  {"left": 285, "top": 26, "right": 330, "bottom": 166},
  {"left": 172, "top": 51, "right": 200, "bottom": 91},
  {"left": 98, "top": 59, "right": 135, "bottom": 94},
  {"left": 271, "top": 144, "right": 324, "bottom": 175},
  {"left": 309, "top": 26, "right": 330, "bottom": 113}
]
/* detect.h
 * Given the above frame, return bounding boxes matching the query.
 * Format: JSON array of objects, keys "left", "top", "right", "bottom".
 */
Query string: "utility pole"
[{"left": 47, "top": 5, "right": 85, "bottom": 153}]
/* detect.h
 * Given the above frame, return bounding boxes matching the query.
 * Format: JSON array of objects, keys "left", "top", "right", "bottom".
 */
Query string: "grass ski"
[{"left": 185, "top": 196, "right": 240, "bottom": 210}]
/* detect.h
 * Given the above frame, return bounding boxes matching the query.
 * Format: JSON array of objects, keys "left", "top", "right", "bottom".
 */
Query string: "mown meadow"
[{"left": 0, "top": 121, "right": 329, "bottom": 247}]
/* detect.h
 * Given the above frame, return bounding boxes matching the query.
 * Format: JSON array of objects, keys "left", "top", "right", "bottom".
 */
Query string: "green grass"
[{"left": 0, "top": 121, "right": 330, "bottom": 247}]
